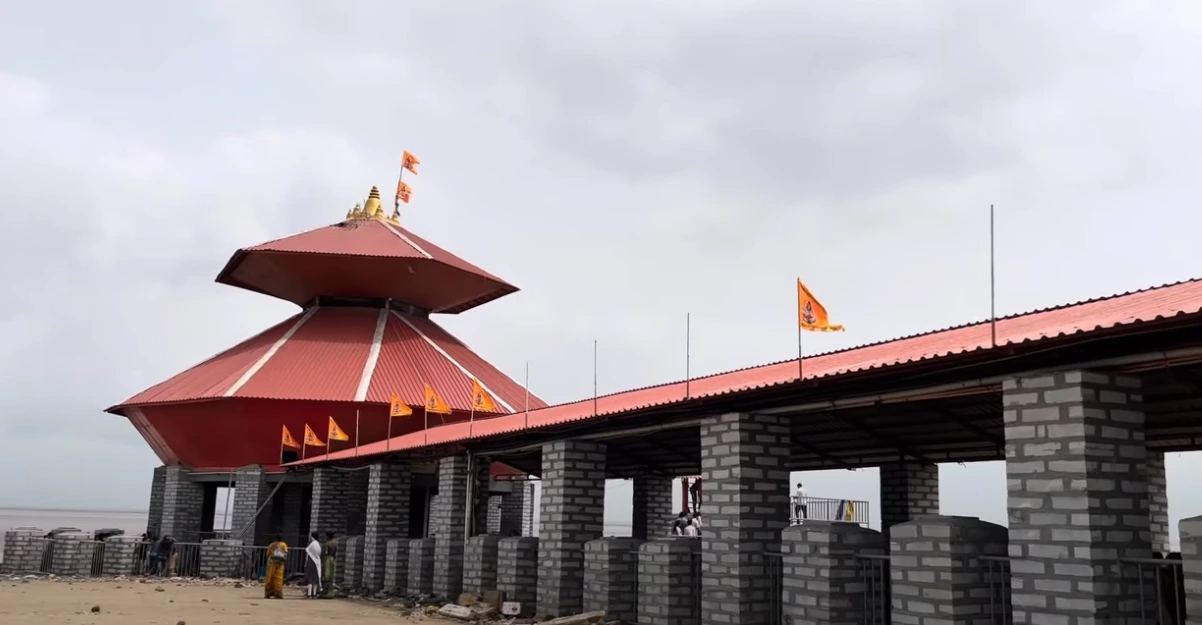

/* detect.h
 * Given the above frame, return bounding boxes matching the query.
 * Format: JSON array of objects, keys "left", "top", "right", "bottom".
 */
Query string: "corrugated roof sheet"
[
  {"left": 108, "top": 306, "right": 547, "bottom": 414},
  {"left": 298, "top": 277, "right": 1202, "bottom": 465}
]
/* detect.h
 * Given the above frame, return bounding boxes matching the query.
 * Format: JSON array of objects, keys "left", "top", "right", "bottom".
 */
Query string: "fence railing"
[
  {"left": 790, "top": 496, "right": 870, "bottom": 526},
  {"left": 1122, "top": 557, "right": 1186, "bottom": 625},
  {"left": 857, "top": 553, "right": 891, "bottom": 625}
]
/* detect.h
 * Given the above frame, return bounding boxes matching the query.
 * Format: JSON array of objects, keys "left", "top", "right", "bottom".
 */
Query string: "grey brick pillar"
[
  {"left": 160, "top": 465, "right": 203, "bottom": 543},
  {"left": 310, "top": 467, "right": 350, "bottom": 536},
  {"left": 890, "top": 516, "right": 1009, "bottom": 625},
  {"left": 363, "top": 462, "right": 411, "bottom": 591},
  {"left": 879, "top": 461, "right": 940, "bottom": 533},
  {"left": 1005, "top": 370, "right": 1152, "bottom": 625},
  {"left": 487, "top": 495, "right": 503, "bottom": 535},
  {"left": 408, "top": 537, "right": 435, "bottom": 596},
  {"left": 632, "top": 476, "right": 675, "bottom": 540},
  {"left": 584, "top": 537, "right": 643, "bottom": 624},
  {"left": 638, "top": 537, "right": 701, "bottom": 625},
  {"left": 700, "top": 412, "right": 790, "bottom": 625},
  {"left": 384, "top": 538, "right": 409, "bottom": 593},
  {"left": 102, "top": 535, "right": 141, "bottom": 576},
  {"left": 499, "top": 537, "right": 540, "bottom": 616},
  {"left": 522, "top": 481, "right": 536, "bottom": 536},
  {"left": 464, "top": 535, "right": 502, "bottom": 594},
  {"left": 231, "top": 465, "right": 269, "bottom": 544},
  {"left": 433, "top": 455, "right": 470, "bottom": 599},
  {"left": 1149, "top": 450, "right": 1170, "bottom": 555},
  {"left": 500, "top": 483, "right": 528, "bottom": 536},
  {"left": 342, "top": 535, "right": 366, "bottom": 588},
  {"left": 146, "top": 465, "right": 166, "bottom": 538},
  {"left": 537, "top": 440, "right": 607, "bottom": 618},
  {"left": 782, "top": 521, "right": 887, "bottom": 625},
  {"left": 347, "top": 470, "right": 369, "bottom": 537},
  {"left": 1180, "top": 516, "right": 1202, "bottom": 625}
]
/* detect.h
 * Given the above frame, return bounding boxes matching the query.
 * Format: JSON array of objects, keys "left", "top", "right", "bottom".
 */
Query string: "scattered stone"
[
  {"left": 424, "top": 605, "right": 441, "bottom": 615},
  {"left": 438, "top": 604, "right": 475, "bottom": 620},
  {"left": 457, "top": 592, "right": 480, "bottom": 606},
  {"left": 155, "top": 586, "right": 165, "bottom": 592},
  {"left": 91, "top": 605, "right": 101, "bottom": 613},
  {"left": 233, "top": 582, "right": 243, "bottom": 589},
  {"left": 201, "top": 599, "right": 209, "bottom": 603},
  {"left": 541, "top": 611, "right": 607, "bottom": 625},
  {"left": 177, "top": 621, "right": 186, "bottom": 625}
]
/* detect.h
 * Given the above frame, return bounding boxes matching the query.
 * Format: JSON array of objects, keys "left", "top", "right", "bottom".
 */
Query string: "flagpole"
[
  {"left": 395, "top": 166, "right": 404, "bottom": 214},
  {"left": 797, "top": 280, "right": 804, "bottom": 380},
  {"left": 685, "top": 312, "right": 692, "bottom": 399},
  {"left": 524, "top": 361, "right": 530, "bottom": 429},
  {"left": 386, "top": 409, "right": 393, "bottom": 452},
  {"left": 989, "top": 203, "right": 997, "bottom": 348},
  {"left": 593, "top": 339, "right": 599, "bottom": 417},
  {"left": 469, "top": 403, "right": 475, "bottom": 438},
  {"left": 354, "top": 410, "right": 360, "bottom": 457},
  {"left": 302, "top": 439, "right": 307, "bottom": 461},
  {"left": 424, "top": 405, "right": 429, "bottom": 445}
]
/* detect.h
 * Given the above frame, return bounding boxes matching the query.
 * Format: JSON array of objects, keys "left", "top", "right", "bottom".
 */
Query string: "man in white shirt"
[{"left": 793, "top": 483, "right": 807, "bottom": 523}]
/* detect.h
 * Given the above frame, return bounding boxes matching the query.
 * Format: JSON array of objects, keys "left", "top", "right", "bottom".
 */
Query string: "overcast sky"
[{"left": 2, "top": 1, "right": 1201, "bottom": 542}]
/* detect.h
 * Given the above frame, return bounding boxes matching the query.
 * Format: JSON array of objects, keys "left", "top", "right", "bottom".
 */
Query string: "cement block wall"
[
  {"left": 890, "top": 516, "right": 1010, "bottom": 625},
  {"left": 463, "top": 535, "right": 501, "bottom": 595},
  {"left": 433, "top": 455, "right": 469, "bottom": 599},
  {"left": 408, "top": 537, "right": 435, "bottom": 596},
  {"left": 638, "top": 537, "right": 701, "bottom": 625},
  {"left": 498, "top": 536, "right": 539, "bottom": 616},
  {"left": 199, "top": 539, "right": 242, "bottom": 579},
  {"left": 781, "top": 521, "right": 887, "bottom": 625},
  {"left": 583, "top": 537, "right": 642, "bottom": 625},
  {"left": 102, "top": 535, "right": 141, "bottom": 576},
  {"left": 2, "top": 529, "right": 45, "bottom": 573}
]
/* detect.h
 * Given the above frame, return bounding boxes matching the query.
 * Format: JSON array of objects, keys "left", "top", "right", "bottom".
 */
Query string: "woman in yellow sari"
[{"left": 264, "top": 535, "right": 288, "bottom": 599}]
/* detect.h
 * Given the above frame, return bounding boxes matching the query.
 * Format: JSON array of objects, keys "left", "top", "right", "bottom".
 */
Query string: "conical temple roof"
[
  {"left": 215, "top": 187, "right": 517, "bottom": 313},
  {"left": 108, "top": 306, "right": 546, "bottom": 412}
]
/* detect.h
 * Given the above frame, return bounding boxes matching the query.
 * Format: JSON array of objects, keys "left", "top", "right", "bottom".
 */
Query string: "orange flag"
[
  {"left": 395, "top": 180, "right": 413, "bottom": 204},
  {"left": 328, "top": 416, "right": 350, "bottom": 442},
  {"left": 797, "top": 279, "right": 845, "bottom": 332},
  {"left": 423, "top": 383, "right": 452, "bottom": 415},
  {"left": 303, "top": 424, "right": 325, "bottom": 447},
  {"left": 401, "top": 151, "right": 420, "bottom": 175},
  {"left": 281, "top": 425, "right": 300, "bottom": 449},
  {"left": 471, "top": 379, "right": 498, "bottom": 413},
  {"left": 389, "top": 394, "right": 414, "bottom": 417}
]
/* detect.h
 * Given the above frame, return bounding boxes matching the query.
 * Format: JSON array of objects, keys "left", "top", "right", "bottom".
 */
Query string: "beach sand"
[{"left": 0, "top": 577, "right": 452, "bottom": 625}]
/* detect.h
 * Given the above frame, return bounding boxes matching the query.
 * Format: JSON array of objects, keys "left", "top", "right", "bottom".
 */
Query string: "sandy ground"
[{"left": 0, "top": 577, "right": 450, "bottom": 625}]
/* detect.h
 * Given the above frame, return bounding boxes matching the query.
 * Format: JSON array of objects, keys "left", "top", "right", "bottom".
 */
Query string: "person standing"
[
  {"left": 304, "top": 533, "right": 322, "bottom": 598},
  {"left": 264, "top": 535, "right": 289, "bottom": 599},
  {"left": 793, "top": 483, "right": 807, "bottom": 523},
  {"left": 320, "top": 532, "right": 338, "bottom": 598}
]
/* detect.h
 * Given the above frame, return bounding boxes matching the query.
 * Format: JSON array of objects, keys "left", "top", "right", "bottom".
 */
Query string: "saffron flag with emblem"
[
  {"left": 327, "top": 416, "right": 350, "bottom": 442},
  {"left": 423, "top": 383, "right": 452, "bottom": 414},
  {"left": 303, "top": 424, "right": 325, "bottom": 447},
  {"left": 470, "top": 379, "right": 498, "bottom": 412},
  {"left": 389, "top": 394, "right": 413, "bottom": 418},
  {"left": 402, "top": 151, "right": 420, "bottom": 175},
  {"left": 396, "top": 180, "right": 413, "bottom": 204},
  {"left": 797, "top": 279, "right": 845, "bottom": 332},
  {"left": 281, "top": 425, "right": 300, "bottom": 449},
  {"left": 844, "top": 500, "right": 856, "bottom": 521}
]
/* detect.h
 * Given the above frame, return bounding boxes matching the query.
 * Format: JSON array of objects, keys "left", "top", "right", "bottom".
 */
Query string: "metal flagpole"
[
  {"left": 302, "top": 438, "right": 307, "bottom": 461},
  {"left": 424, "top": 405, "right": 429, "bottom": 445},
  {"left": 469, "top": 393, "right": 475, "bottom": 438},
  {"left": 354, "top": 410, "right": 360, "bottom": 457},
  {"left": 685, "top": 312, "right": 692, "bottom": 399},
  {"left": 990, "top": 204, "right": 998, "bottom": 348},
  {"left": 524, "top": 361, "right": 530, "bottom": 429},
  {"left": 593, "top": 340, "right": 599, "bottom": 416},
  {"left": 386, "top": 408, "right": 393, "bottom": 452},
  {"left": 797, "top": 280, "right": 804, "bottom": 380}
]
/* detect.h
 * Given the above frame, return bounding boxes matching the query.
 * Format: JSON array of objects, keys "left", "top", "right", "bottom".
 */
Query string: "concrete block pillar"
[
  {"left": 433, "top": 455, "right": 470, "bottom": 599},
  {"left": 161, "top": 465, "right": 203, "bottom": 543},
  {"left": 1004, "top": 370, "right": 1152, "bottom": 625},
  {"left": 584, "top": 537, "right": 644, "bottom": 625},
  {"left": 522, "top": 481, "right": 536, "bottom": 536},
  {"left": 498, "top": 537, "right": 540, "bottom": 616},
  {"left": 782, "top": 521, "right": 888, "bottom": 625},
  {"left": 50, "top": 532, "right": 94, "bottom": 576},
  {"left": 363, "top": 462, "right": 411, "bottom": 591},
  {"left": 199, "top": 539, "right": 243, "bottom": 578},
  {"left": 889, "top": 516, "right": 1009, "bottom": 625},
  {"left": 147, "top": 466, "right": 166, "bottom": 538},
  {"left": 2, "top": 529, "right": 43, "bottom": 573},
  {"left": 638, "top": 537, "right": 702, "bottom": 625},
  {"left": 341, "top": 536, "right": 366, "bottom": 588},
  {"left": 464, "top": 535, "right": 502, "bottom": 595},
  {"left": 384, "top": 538, "right": 409, "bottom": 594},
  {"left": 1180, "top": 516, "right": 1202, "bottom": 625},
  {"left": 487, "top": 495, "right": 503, "bottom": 535},
  {"left": 231, "top": 465, "right": 269, "bottom": 544},
  {"left": 1149, "top": 450, "right": 1170, "bottom": 555},
  {"left": 310, "top": 467, "right": 351, "bottom": 536},
  {"left": 632, "top": 476, "right": 675, "bottom": 540},
  {"left": 700, "top": 412, "right": 791, "bottom": 625},
  {"left": 537, "top": 440, "right": 607, "bottom": 618},
  {"left": 102, "top": 535, "right": 141, "bottom": 576},
  {"left": 500, "top": 483, "right": 529, "bottom": 536},
  {"left": 407, "top": 537, "right": 435, "bottom": 596},
  {"left": 879, "top": 461, "right": 940, "bottom": 533},
  {"left": 347, "top": 470, "right": 369, "bottom": 537}
]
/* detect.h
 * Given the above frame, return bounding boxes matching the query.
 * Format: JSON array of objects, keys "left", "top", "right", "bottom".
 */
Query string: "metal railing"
[
  {"left": 981, "top": 555, "right": 1011, "bottom": 625},
  {"left": 1123, "top": 557, "right": 1186, "bottom": 625},
  {"left": 857, "top": 553, "right": 891, "bottom": 625},
  {"left": 790, "top": 496, "right": 871, "bottom": 526},
  {"left": 765, "top": 551, "right": 783, "bottom": 625}
]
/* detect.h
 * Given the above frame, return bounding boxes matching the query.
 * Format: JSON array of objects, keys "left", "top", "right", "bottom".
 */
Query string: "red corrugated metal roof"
[
  {"left": 246, "top": 220, "right": 512, "bottom": 286},
  {"left": 297, "top": 277, "right": 1202, "bottom": 465},
  {"left": 107, "top": 306, "right": 547, "bottom": 413}
]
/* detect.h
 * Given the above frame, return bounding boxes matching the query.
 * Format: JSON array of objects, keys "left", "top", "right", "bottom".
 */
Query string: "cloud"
[{"left": 1, "top": 1, "right": 1202, "bottom": 544}]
